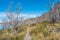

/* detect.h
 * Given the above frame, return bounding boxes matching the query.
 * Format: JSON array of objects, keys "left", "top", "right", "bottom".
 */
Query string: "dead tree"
[
  {"left": 6, "top": 2, "right": 23, "bottom": 33},
  {"left": 13, "top": 3, "right": 22, "bottom": 32},
  {"left": 2, "top": 19, "right": 7, "bottom": 30},
  {"left": 48, "top": 0, "right": 57, "bottom": 25},
  {"left": 1, "top": 19, "right": 9, "bottom": 34}
]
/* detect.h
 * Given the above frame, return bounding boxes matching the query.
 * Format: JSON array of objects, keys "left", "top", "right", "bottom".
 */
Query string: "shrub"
[{"left": 39, "top": 25, "right": 48, "bottom": 37}]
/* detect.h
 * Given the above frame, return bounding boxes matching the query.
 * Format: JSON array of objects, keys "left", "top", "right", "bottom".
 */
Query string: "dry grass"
[{"left": 0, "top": 21, "right": 60, "bottom": 40}]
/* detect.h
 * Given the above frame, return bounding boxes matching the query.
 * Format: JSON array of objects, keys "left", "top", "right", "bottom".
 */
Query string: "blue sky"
[
  {"left": 0, "top": 0, "right": 58, "bottom": 22},
  {"left": 0, "top": 0, "right": 58, "bottom": 30}
]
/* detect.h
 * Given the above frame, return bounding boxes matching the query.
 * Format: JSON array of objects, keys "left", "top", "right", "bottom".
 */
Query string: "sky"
[
  {"left": 0, "top": 0, "right": 58, "bottom": 30},
  {"left": 0, "top": 0, "right": 58, "bottom": 22}
]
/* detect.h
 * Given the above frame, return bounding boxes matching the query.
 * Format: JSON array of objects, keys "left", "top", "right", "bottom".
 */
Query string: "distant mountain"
[
  {"left": 1, "top": 2, "right": 60, "bottom": 26},
  {"left": 35, "top": 1, "right": 60, "bottom": 23},
  {"left": 18, "top": 1, "right": 60, "bottom": 26}
]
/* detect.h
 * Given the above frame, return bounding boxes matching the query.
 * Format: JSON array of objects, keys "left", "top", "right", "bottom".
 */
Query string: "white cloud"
[
  {"left": 0, "top": 12, "right": 41, "bottom": 23},
  {"left": 0, "top": 12, "right": 6, "bottom": 17},
  {"left": 0, "top": 12, "right": 40, "bottom": 18}
]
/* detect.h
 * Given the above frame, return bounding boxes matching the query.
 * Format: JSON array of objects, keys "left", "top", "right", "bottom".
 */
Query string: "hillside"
[
  {"left": 1, "top": 21, "right": 60, "bottom": 40},
  {"left": 1, "top": 1, "right": 60, "bottom": 40},
  {"left": 17, "top": 2, "right": 60, "bottom": 26}
]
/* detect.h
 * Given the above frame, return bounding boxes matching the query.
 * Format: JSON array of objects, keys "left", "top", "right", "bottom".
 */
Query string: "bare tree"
[
  {"left": 57, "top": 0, "right": 60, "bottom": 21},
  {"left": 6, "top": 1, "right": 14, "bottom": 29},
  {"left": 13, "top": 3, "right": 22, "bottom": 33},
  {"left": 5, "top": 2, "right": 23, "bottom": 33},
  {"left": 2, "top": 19, "right": 7, "bottom": 30},
  {"left": 48, "top": 0, "right": 57, "bottom": 25}
]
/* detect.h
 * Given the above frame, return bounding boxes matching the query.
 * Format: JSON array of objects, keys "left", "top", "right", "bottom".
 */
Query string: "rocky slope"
[
  {"left": 23, "top": 1, "right": 60, "bottom": 25},
  {"left": 1, "top": 1, "right": 60, "bottom": 26}
]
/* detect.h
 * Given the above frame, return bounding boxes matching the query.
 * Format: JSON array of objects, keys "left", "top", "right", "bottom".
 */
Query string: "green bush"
[
  {"left": 7, "top": 29, "right": 11, "bottom": 33},
  {"left": 39, "top": 25, "right": 48, "bottom": 37},
  {"left": 0, "top": 30, "right": 3, "bottom": 36}
]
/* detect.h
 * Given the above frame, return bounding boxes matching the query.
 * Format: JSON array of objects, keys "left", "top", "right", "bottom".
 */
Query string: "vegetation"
[
  {"left": 0, "top": 21, "right": 60, "bottom": 40},
  {"left": 1, "top": 0, "right": 60, "bottom": 40}
]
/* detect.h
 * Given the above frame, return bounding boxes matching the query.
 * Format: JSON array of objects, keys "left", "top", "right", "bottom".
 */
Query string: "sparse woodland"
[{"left": 1, "top": 0, "right": 60, "bottom": 40}]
